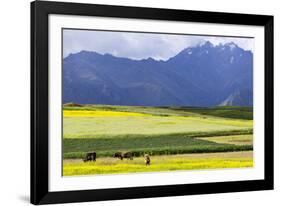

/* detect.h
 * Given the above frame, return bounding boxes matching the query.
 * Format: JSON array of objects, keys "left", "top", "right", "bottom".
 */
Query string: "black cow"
[
  {"left": 83, "top": 152, "right": 96, "bottom": 162},
  {"left": 113, "top": 152, "right": 133, "bottom": 160},
  {"left": 113, "top": 152, "right": 123, "bottom": 160},
  {"left": 123, "top": 152, "right": 133, "bottom": 160}
]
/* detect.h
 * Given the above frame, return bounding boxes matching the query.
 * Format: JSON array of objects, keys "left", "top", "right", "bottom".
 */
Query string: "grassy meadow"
[{"left": 63, "top": 104, "right": 253, "bottom": 176}]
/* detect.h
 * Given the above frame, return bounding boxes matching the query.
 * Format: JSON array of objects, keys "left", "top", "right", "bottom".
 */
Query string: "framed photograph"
[{"left": 31, "top": 0, "right": 274, "bottom": 204}]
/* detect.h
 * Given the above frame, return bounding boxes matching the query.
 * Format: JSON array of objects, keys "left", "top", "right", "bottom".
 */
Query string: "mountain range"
[{"left": 63, "top": 41, "right": 253, "bottom": 107}]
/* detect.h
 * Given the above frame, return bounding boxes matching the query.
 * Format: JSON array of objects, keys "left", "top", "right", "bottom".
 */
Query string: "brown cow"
[
  {"left": 83, "top": 152, "right": 96, "bottom": 162},
  {"left": 144, "top": 154, "right": 150, "bottom": 166}
]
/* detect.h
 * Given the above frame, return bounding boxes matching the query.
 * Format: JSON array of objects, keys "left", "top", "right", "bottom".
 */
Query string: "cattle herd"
[{"left": 83, "top": 151, "right": 151, "bottom": 165}]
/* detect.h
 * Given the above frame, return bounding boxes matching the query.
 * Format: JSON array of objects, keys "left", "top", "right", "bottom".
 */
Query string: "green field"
[
  {"left": 198, "top": 134, "right": 253, "bottom": 145},
  {"left": 63, "top": 105, "right": 253, "bottom": 176}
]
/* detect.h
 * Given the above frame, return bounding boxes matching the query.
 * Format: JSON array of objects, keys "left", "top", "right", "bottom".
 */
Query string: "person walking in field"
[{"left": 144, "top": 154, "right": 150, "bottom": 166}]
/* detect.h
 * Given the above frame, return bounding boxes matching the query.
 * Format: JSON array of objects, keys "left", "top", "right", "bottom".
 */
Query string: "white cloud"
[{"left": 63, "top": 29, "right": 254, "bottom": 60}]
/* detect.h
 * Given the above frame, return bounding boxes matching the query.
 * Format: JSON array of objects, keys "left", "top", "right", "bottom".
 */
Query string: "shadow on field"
[{"left": 168, "top": 106, "right": 253, "bottom": 120}]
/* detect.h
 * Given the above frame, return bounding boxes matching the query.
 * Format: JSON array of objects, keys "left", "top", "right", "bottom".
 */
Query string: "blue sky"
[{"left": 63, "top": 29, "right": 254, "bottom": 60}]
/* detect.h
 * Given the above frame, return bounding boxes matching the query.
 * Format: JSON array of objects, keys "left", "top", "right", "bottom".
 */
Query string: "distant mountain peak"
[
  {"left": 224, "top": 42, "right": 238, "bottom": 50},
  {"left": 73, "top": 50, "right": 102, "bottom": 57},
  {"left": 144, "top": 57, "right": 156, "bottom": 61},
  {"left": 79, "top": 50, "right": 97, "bottom": 55},
  {"left": 199, "top": 40, "right": 214, "bottom": 48}
]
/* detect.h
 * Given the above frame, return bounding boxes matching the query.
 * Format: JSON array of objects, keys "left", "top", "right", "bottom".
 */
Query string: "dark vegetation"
[{"left": 64, "top": 133, "right": 253, "bottom": 159}]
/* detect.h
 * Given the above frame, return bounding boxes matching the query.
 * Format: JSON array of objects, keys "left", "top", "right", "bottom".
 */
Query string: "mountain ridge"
[{"left": 63, "top": 41, "right": 253, "bottom": 107}]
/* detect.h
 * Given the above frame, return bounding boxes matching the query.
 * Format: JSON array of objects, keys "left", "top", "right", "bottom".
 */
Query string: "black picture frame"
[{"left": 31, "top": 0, "right": 274, "bottom": 204}]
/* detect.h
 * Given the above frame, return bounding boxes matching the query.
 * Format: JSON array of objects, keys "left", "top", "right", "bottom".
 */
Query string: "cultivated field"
[
  {"left": 63, "top": 105, "right": 253, "bottom": 176},
  {"left": 63, "top": 151, "right": 253, "bottom": 176}
]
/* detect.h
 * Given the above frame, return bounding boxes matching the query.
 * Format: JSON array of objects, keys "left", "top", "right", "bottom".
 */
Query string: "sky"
[{"left": 63, "top": 29, "right": 254, "bottom": 60}]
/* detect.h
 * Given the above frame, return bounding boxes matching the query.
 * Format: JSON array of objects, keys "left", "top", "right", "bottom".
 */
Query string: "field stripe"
[{"left": 63, "top": 151, "right": 253, "bottom": 176}]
